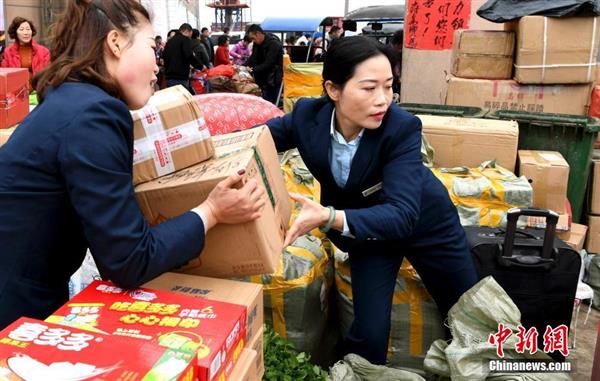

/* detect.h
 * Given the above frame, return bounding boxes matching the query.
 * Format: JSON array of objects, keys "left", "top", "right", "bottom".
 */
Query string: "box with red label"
[
  {"left": 0, "top": 317, "right": 196, "bottom": 380},
  {"left": 46, "top": 280, "right": 246, "bottom": 381},
  {"left": 0, "top": 68, "right": 29, "bottom": 129},
  {"left": 132, "top": 85, "right": 215, "bottom": 185}
]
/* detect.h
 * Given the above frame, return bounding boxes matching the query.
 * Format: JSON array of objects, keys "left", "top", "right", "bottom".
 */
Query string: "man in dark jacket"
[
  {"left": 246, "top": 24, "right": 283, "bottom": 105},
  {"left": 161, "top": 23, "right": 203, "bottom": 94},
  {"left": 201, "top": 27, "right": 215, "bottom": 64},
  {"left": 191, "top": 28, "right": 211, "bottom": 70}
]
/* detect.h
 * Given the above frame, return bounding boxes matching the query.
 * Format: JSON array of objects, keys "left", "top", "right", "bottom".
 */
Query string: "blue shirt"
[{"left": 329, "top": 109, "right": 364, "bottom": 237}]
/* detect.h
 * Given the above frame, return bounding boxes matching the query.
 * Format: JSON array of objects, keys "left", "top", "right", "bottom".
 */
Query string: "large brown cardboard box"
[
  {"left": 248, "top": 327, "right": 264, "bottom": 381},
  {"left": 135, "top": 149, "right": 286, "bottom": 277},
  {"left": 212, "top": 126, "right": 291, "bottom": 229},
  {"left": 557, "top": 223, "right": 588, "bottom": 252},
  {"left": 451, "top": 30, "right": 514, "bottom": 79},
  {"left": 508, "top": 16, "right": 600, "bottom": 84},
  {"left": 143, "top": 272, "right": 263, "bottom": 342},
  {"left": 229, "top": 349, "right": 259, "bottom": 381},
  {"left": 590, "top": 160, "right": 600, "bottom": 214},
  {"left": 518, "top": 151, "right": 569, "bottom": 213},
  {"left": 418, "top": 114, "right": 519, "bottom": 171},
  {"left": 586, "top": 215, "right": 600, "bottom": 253},
  {"left": 445, "top": 76, "right": 593, "bottom": 115},
  {"left": 401, "top": 0, "right": 505, "bottom": 104},
  {"left": 131, "top": 85, "right": 214, "bottom": 185},
  {"left": 0, "top": 126, "right": 15, "bottom": 147}
]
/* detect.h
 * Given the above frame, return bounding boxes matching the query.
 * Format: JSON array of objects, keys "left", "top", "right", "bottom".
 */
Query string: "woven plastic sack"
[
  {"left": 424, "top": 276, "right": 571, "bottom": 381},
  {"left": 587, "top": 254, "right": 600, "bottom": 308},
  {"left": 283, "top": 63, "right": 323, "bottom": 113},
  {"left": 68, "top": 251, "right": 101, "bottom": 298},
  {"left": 335, "top": 251, "right": 445, "bottom": 373},
  {"left": 328, "top": 354, "right": 425, "bottom": 381},
  {"left": 431, "top": 160, "right": 533, "bottom": 227},
  {"left": 194, "top": 93, "right": 283, "bottom": 136}
]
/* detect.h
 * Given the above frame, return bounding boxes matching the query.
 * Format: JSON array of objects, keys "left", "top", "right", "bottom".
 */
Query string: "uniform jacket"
[
  {"left": 0, "top": 82, "right": 205, "bottom": 329},
  {"left": 266, "top": 97, "right": 467, "bottom": 254}
]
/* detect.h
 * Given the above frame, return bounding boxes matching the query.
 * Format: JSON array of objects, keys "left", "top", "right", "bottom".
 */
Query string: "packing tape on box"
[
  {"left": 513, "top": 17, "right": 598, "bottom": 82},
  {"left": 0, "top": 86, "right": 28, "bottom": 110},
  {"left": 133, "top": 105, "right": 210, "bottom": 177}
]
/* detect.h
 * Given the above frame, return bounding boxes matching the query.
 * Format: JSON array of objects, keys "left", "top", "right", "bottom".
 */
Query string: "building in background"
[{"left": 205, "top": 0, "right": 252, "bottom": 32}]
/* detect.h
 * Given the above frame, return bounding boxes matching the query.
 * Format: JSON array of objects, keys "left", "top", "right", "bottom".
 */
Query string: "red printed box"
[
  {"left": 46, "top": 281, "right": 246, "bottom": 381},
  {"left": 0, "top": 317, "right": 196, "bottom": 380},
  {"left": 0, "top": 68, "right": 29, "bottom": 129}
]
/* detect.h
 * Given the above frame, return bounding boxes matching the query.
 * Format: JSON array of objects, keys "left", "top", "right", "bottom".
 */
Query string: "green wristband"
[{"left": 319, "top": 206, "right": 336, "bottom": 233}]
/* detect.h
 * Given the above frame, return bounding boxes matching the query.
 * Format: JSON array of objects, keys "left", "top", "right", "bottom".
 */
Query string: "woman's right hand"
[{"left": 198, "top": 169, "right": 266, "bottom": 229}]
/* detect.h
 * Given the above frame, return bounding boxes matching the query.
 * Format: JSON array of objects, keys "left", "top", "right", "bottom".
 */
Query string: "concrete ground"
[{"left": 569, "top": 304, "right": 599, "bottom": 381}]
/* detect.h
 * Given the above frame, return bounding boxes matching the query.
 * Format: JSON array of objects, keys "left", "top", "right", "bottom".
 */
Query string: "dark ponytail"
[
  {"left": 322, "top": 36, "right": 397, "bottom": 96},
  {"left": 33, "top": 0, "right": 150, "bottom": 102}
]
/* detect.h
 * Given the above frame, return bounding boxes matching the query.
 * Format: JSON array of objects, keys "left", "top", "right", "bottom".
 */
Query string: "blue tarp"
[{"left": 260, "top": 17, "right": 323, "bottom": 33}]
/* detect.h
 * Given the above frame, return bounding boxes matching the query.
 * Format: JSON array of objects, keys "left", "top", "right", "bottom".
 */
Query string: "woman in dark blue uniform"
[
  {"left": 266, "top": 36, "right": 478, "bottom": 364},
  {"left": 0, "top": 0, "right": 265, "bottom": 330}
]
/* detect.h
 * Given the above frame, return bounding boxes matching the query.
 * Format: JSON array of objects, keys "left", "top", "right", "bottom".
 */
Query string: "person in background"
[
  {"left": 201, "top": 27, "right": 215, "bottom": 64},
  {"left": 0, "top": 0, "right": 265, "bottom": 330},
  {"left": 215, "top": 34, "right": 231, "bottom": 66},
  {"left": 191, "top": 28, "right": 211, "bottom": 70},
  {"left": 1, "top": 16, "right": 50, "bottom": 90},
  {"left": 166, "top": 29, "right": 178, "bottom": 40},
  {"left": 265, "top": 36, "right": 477, "bottom": 365},
  {"left": 328, "top": 25, "right": 342, "bottom": 41},
  {"left": 230, "top": 35, "right": 252, "bottom": 66},
  {"left": 162, "top": 23, "right": 204, "bottom": 94},
  {"left": 154, "top": 35, "right": 166, "bottom": 90},
  {"left": 222, "top": 26, "right": 230, "bottom": 36},
  {"left": 391, "top": 29, "right": 403, "bottom": 94},
  {"left": 246, "top": 24, "right": 283, "bottom": 105}
]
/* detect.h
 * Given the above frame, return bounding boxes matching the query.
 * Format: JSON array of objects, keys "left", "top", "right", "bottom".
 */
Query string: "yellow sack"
[
  {"left": 335, "top": 252, "right": 444, "bottom": 373},
  {"left": 431, "top": 160, "right": 533, "bottom": 227},
  {"left": 283, "top": 63, "right": 323, "bottom": 113}
]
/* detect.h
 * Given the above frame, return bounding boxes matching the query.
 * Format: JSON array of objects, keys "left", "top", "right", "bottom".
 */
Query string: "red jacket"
[
  {"left": 1, "top": 39, "right": 50, "bottom": 76},
  {"left": 215, "top": 46, "right": 231, "bottom": 66}
]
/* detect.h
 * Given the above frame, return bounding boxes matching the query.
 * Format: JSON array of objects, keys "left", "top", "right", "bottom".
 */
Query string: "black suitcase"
[{"left": 464, "top": 208, "right": 581, "bottom": 361}]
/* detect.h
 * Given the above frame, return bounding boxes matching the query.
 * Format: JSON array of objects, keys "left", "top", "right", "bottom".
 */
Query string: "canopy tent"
[{"left": 260, "top": 17, "right": 323, "bottom": 33}]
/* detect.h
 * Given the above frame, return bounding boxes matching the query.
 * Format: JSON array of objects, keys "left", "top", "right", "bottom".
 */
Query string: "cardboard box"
[
  {"left": 445, "top": 76, "right": 593, "bottom": 115},
  {"left": 525, "top": 211, "right": 571, "bottom": 232},
  {"left": 229, "top": 349, "right": 259, "bottom": 381},
  {"left": 518, "top": 151, "right": 569, "bottom": 213},
  {"left": 0, "top": 68, "right": 29, "bottom": 129},
  {"left": 509, "top": 16, "right": 600, "bottom": 84},
  {"left": 587, "top": 215, "right": 600, "bottom": 253},
  {"left": 557, "top": 223, "right": 588, "bottom": 252},
  {"left": 0, "top": 126, "right": 16, "bottom": 147},
  {"left": 132, "top": 85, "right": 214, "bottom": 185},
  {"left": 212, "top": 126, "right": 292, "bottom": 230},
  {"left": 46, "top": 280, "right": 246, "bottom": 381},
  {"left": 0, "top": 317, "right": 196, "bottom": 380},
  {"left": 401, "top": 0, "right": 505, "bottom": 104},
  {"left": 248, "top": 327, "right": 264, "bottom": 381},
  {"left": 143, "top": 272, "right": 264, "bottom": 342},
  {"left": 451, "top": 30, "right": 514, "bottom": 79},
  {"left": 590, "top": 160, "right": 600, "bottom": 214},
  {"left": 135, "top": 149, "right": 285, "bottom": 277},
  {"left": 418, "top": 114, "right": 519, "bottom": 171}
]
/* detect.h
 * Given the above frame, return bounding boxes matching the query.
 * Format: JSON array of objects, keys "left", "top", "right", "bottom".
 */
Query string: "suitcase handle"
[{"left": 503, "top": 208, "right": 559, "bottom": 259}]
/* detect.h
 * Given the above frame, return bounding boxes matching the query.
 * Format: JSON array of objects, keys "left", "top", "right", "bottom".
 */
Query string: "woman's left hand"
[{"left": 284, "top": 193, "right": 330, "bottom": 247}]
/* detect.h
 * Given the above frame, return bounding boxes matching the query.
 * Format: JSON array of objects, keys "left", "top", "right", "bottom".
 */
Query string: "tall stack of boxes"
[{"left": 445, "top": 16, "right": 600, "bottom": 116}]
